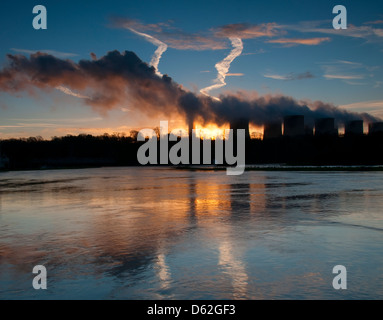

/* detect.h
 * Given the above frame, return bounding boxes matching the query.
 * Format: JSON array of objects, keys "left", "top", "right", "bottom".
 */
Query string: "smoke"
[
  {"left": 90, "top": 52, "right": 97, "bottom": 60},
  {"left": 127, "top": 28, "right": 168, "bottom": 76},
  {"left": 0, "top": 50, "right": 380, "bottom": 131},
  {"left": 204, "top": 92, "right": 380, "bottom": 126},
  {"left": 0, "top": 51, "right": 183, "bottom": 116},
  {"left": 200, "top": 37, "right": 243, "bottom": 100}
]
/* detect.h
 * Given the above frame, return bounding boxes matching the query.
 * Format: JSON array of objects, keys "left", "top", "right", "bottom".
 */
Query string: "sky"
[{"left": 0, "top": 0, "right": 383, "bottom": 138}]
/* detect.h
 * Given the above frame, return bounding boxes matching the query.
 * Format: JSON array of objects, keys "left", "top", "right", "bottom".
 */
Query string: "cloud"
[
  {"left": 241, "top": 49, "right": 266, "bottom": 56},
  {"left": 114, "top": 19, "right": 283, "bottom": 51},
  {"left": 11, "top": 48, "right": 78, "bottom": 58},
  {"left": 266, "top": 37, "right": 330, "bottom": 46},
  {"left": 264, "top": 71, "right": 315, "bottom": 81},
  {"left": 319, "top": 59, "right": 379, "bottom": 85},
  {"left": 288, "top": 21, "right": 383, "bottom": 42},
  {"left": 364, "top": 20, "right": 383, "bottom": 25},
  {"left": 335, "top": 60, "right": 363, "bottom": 66},
  {"left": 0, "top": 123, "right": 61, "bottom": 128},
  {"left": 111, "top": 17, "right": 170, "bottom": 33},
  {"left": 343, "top": 80, "right": 368, "bottom": 86},
  {"left": 214, "top": 23, "right": 281, "bottom": 39},
  {"left": 295, "top": 72, "right": 315, "bottom": 80},
  {"left": 340, "top": 100, "right": 383, "bottom": 119},
  {"left": 7, "top": 117, "right": 103, "bottom": 123},
  {"left": 226, "top": 73, "right": 244, "bottom": 77},
  {"left": 324, "top": 74, "right": 365, "bottom": 80},
  {"left": 264, "top": 74, "right": 288, "bottom": 80},
  {"left": 158, "top": 34, "right": 227, "bottom": 50},
  {"left": 112, "top": 17, "right": 227, "bottom": 51}
]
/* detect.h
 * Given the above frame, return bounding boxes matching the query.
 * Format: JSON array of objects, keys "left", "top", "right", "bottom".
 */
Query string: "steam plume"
[
  {"left": 200, "top": 38, "right": 243, "bottom": 100},
  {"left": 128, "top": 28, "right": 168, "bottom": 76},
  {"left": 0, "top": 51, "right": 182, "bottom": 116},
  {"left": 56, "top": 85, "right": 90, "bottom": 99},
  {"left": 0, "top": 50, "right": 380, "bottom": 131}
]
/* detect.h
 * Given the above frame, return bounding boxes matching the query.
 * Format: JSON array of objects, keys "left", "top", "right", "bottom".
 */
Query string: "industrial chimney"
[{"left": 230, "top": 118, "right": 250, "bottom": 140}]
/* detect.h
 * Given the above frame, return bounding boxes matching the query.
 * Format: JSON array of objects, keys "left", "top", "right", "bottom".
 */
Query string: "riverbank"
[{"left": 2, "top": 164, "right": 383, "bottom": 173}]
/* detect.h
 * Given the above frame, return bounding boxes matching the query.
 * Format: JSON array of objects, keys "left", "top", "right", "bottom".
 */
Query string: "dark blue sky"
[{"left": 1, "top": 0, "right": 383, "bottom": 137}]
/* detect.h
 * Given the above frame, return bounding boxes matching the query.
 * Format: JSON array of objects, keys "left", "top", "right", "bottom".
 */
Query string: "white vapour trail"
[
  {"left": 128, "top": 28, "right": 168, "bottom": 76},
  {"left": 200, "top": 37, "right": 243, "bottom": 100},
  {"left": 56, "top": 86, "right": 90, "bottom": 99}
]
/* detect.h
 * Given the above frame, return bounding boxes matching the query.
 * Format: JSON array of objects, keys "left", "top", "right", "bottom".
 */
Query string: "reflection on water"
[
  {"left": 1, "top": 167, "right": 383, "bottom": 299},
  {"left": 218, "top": 240, "right": 249, "bottom": 299}
]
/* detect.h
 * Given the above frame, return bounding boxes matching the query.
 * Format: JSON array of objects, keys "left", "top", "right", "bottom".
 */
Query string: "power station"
[
  {"left": 188, "top": 115, "right": 378, "bottom": 141},
  {"left": 283, "top": 115, "right": 305, "bottom": 137},
  {"left": 263, "top": 122, "right": 282, "bottom": 139},
  {"left": 369, "top": 122, "right": 383, "bottom": 135},
  {"left": 315, "top": 118, "right": 337, "bottom": 136},
  {"left": 345, "top": 120, "right": 364, "bottom": 136},
  {"left": 230, "top": 118, "right": 250, "bottom": 140}
]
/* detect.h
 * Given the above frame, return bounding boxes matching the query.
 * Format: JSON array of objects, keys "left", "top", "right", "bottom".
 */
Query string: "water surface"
[{"left": 0, "top": 167, "right": 382, "bottom": 299}]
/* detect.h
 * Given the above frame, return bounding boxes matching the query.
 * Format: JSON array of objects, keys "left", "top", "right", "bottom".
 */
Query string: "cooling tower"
[
  {"left": 305, "top": 125, "right": 314, "bottom": 136},
  {"left": 345, "top": 120, "right": 363, "bottom": 136},
  {"left": 283, "top": 115, "right": 304, "bottom": 137},
  {"left": 263, "top": 122, "right": 282, "bottom": 139},
  {"left": 369, "top": 122, "right": 383, "bottom": 135},
  {"left": 230, "top": 118, "right": 250, "bottom": 140},
  {"left": 315, "top": 118, "right": 337, "bottom": 136}
]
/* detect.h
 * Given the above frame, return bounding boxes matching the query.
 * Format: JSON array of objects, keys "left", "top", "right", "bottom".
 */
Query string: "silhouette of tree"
[{"left": 130, "top": 130, "right": 139, "bottom": 140}]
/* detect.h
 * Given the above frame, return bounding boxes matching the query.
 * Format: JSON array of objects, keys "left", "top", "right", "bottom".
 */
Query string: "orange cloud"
[
  {"left": 267, "top": 37, "right": 331, "bottom": 46},
  {"left": 226, "top": 73, "right": 245, "bottom": 77}
]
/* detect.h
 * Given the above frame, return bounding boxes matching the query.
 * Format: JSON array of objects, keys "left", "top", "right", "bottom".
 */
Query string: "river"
[{"left": 0, "top": 167, "right": 382, "bottom": 299}]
